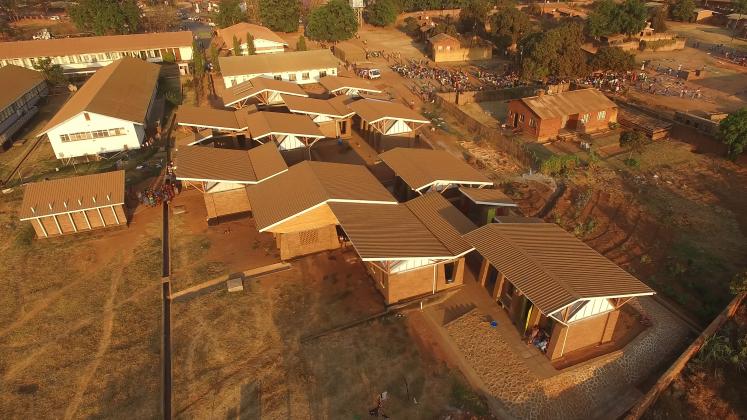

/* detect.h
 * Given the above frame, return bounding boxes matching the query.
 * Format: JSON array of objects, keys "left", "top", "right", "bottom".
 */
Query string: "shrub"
[{"left": 623, "top": 157, "right": 640, "bottom": 167}]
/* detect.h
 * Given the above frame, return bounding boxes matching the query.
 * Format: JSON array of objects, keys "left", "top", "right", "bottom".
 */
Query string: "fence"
[
  {"left": 437, "top": 86, "right": 536, "bottom": 106},
  {"left": 625, "top": 292, "right": 747, "bottom": 419}
]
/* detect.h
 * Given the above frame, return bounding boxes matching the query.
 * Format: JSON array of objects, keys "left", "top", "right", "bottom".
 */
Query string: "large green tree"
[
  {"left": 246, "top": 32, "right": 256, "bottom": 54},
  {"left": 210, "top": 44, "right": 220, "bottom": 72},
  {"left": 458, "top": 0, "right": 492, "bottom": 35},
  {"left": 260, "top": 0, "right": 301, "bottom": 32},
  {"left": 70, "top": 0, "right": 141, "bottom": 35},
  {"left": 619, "top": 130, "right": 648, "bottom": 158},
  {"left": 671, "top": 0, "right": 695, "bottom": 22},
  {"left": 193, "top": 41, "right": 205, "bottom": 79},
  {"left": 214, "top": 0, "right": 246, "bottom": 28},
  {"left": 32, "top": 58, "right": 66, "bottom": 85},
  {"left": 586, "top": 0, "right": 647, "bottom": 38},
  {"left": 589, "top": 47, "right": 636, "bottom": 71},
  {"left": 365, "top": 0, "right": 399, "bottom": 27},
  {"left": 306, "top": 0, "right": 357, "bottom": 42},
  {"left": 616, "top": 0, "right": 647, "bottom": 36},
  {"left": 718, "top": 108, "right": 747, "bottom": 160},
  {"left": 489, "top": 8, "right": 532, "bottom": 50},
  {"left": 144, "top": 4, "right": 180, "bottom": 32},
  {"left": 650, "top": 5, "right": 668, "bottom": 32},
  {"left": 520, "top": 22, "right": 587, "bottom": 80}
]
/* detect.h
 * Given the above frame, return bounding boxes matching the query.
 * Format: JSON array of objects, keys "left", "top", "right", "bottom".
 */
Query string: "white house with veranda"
[{"left": 40, "top": 58, "right": 160, "bottom": 160}]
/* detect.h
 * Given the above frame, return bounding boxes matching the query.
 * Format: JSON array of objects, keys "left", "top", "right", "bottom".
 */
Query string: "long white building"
[
  {"left": 219, "top": 49, "right": 339, "bottom": 88},
  {"left": 0, "top": 65, "right": 48, "bottom": 149},
  {"left": 0, "top": 31, "right": 194, "bottom": 75},
  {"left": 40, "top": 58, "right": 160, "bottom": 160}
]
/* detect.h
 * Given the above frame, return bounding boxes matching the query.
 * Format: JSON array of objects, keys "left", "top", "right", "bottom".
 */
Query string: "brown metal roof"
[
  {"left": 347, "top": 99, "right": 429, "bottom": 124},
  {"left": 245, "top": 111, "right": 324, "bottom": 140},
  {"left": 246, "top": 161, "right": 396, "bottom": 231},
  {"left": 282, "top": 95, "right": 355, "bottom": 118},
  {"left": 318, "top": 75, "right": 382, "bottom": 94},
  {"left": 379, "top": 148, "right": 492, "bottom": 191},
  {"left": 459, "top": 187, "right": 516, "bottom": 206},
  {"left": 174, "top": 142, "right": 287, "bottom": 183},
  {"left": 519, "top": 88, "right": 617, "bottom": 120},
  {"left": 0, "top": 31, "right": 193, "bottom": 60},
  {"left": 223, "top": 77, "right": 308, "bottom": 107},
  {"left": 0, "top": 65, "right": 45, "bottom": 112},
  {"left": 330, "top": 202, "right": 453, "bottom": 259},
  {"left": 41, "top": 58, "right": 159, "bottom": 134},
  {"left": 19, "top": 170, "right": 125, "bottom": 219},
  {"left": 405, "top": 192, "right": 476, "bottom": 256},
  {"left": 219, "top": 49, "right": 339, "bottom": 77},
  {"left": 464, "top": 223, "right": 654, "bottom": 315},
  {"left": 216, "top": 22, "right": 287, "bottom": 47},
  {"left": 177, "top": 105, "right": 247, "bottom": 131}
]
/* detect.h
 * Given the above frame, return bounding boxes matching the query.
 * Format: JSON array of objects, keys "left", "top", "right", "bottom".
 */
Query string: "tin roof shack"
[
  {"left": 174, "top": 142, "right": 288, "bottom": 220},
  {"left": 0, "top": 65, "right": 48, "bottom": 150},
  {"left": 222, "top": 77, "right": 308, "bottom": 108},
  {"left": 216, "top": 22, "right": 287, "bottom": 55},
  {"left": 467, "top": 223, "right": 655, "bottom": 362},
  {"left": 19, "top": 170, "right": 126, "bottom": 238},
  {"left": 40, "top": 58, "right": 160, "bottom": 161},
  {"left": 348, "top": 99, "right": 430, "bottom": 151},
  {"left": 332, "top": 192, "right": 476, "bottom": 304},
  {"left": 428, "top": 33, "right": 492, "bottom": 63},
  {"left": 283, "top": 95, "right": 355, "bottom": 139},
  {"left": 506, "top": 88, "right": 618, "bottom": 142},
  {"left": 378, "top": 147, "right": 492, "bottom": 201},
  {"left": 246, "top": 161, "right": 397, "bottom": 260}
]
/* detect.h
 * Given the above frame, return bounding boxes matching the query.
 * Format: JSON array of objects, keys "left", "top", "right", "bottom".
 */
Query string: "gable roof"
[
  {"left": 347, "top": 99, "right": 430, "bottom": 124},
  {"left": 379, "top": 148, "right": 492, "bottom": 191},
  {"left": 318, "top": 75, "right": 382, "bottom": 94},
  {"left": 40, "top": 58, "right": 159, "bottom": 134},
  {"left": 0, "top": 65, "right": 46, "bottom": 112},
  {"left": 174, "top": 142, "right": 288, "bottom": 184},
  {"left": 217, "top": 22, "right": 287, "bottom": 47},
  {"left": 405, "top": 192, "right": 476, "bottom": 256},
  {"left": 282, "top": 95, "right": 355, "bottom": 119},
  {"left": 223, "top": 76, "right": 308, "bottom": 107},
  {"left": 0, "top": 31, "right": 192, "bottom": 60},
  {"left": 518, "top": 88, "right": 617, "bottom": 120},
  {"left": 459, "top": 187, "right": 516, "bottom": 206},
  {"left": 429, "top": 33, "right": 459, "bottom": 44},
  {"left": 219, "top": 49, "right": 339, "bottom": 77},
  {"left": 177, "top": 105, "right": 247, "bottom": 131},
  {"left": 19, "top": 170, "right": 125, "bottom": 219},
  {"left": 245, "top": 111, "right": 324, "bottom": 140},
  {"left": 464, "top": 223, "right": 654, "bottom": 315},
  {"left": 246, "top": 161, "right": 396, "bottom": 231}
]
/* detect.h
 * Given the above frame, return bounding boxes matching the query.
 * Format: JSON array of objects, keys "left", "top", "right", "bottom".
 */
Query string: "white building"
[
  {"left": 0, "top": 65, "right": 48, "bottom": 149},
  {"left": 40, "top": 58, "right": 160, "bottom": 160},
  {"left": 217, "top": 22, "right": 288, "bottom": 55},
  {"left": 0, "top": 31, "right": 194, "bottom": 75},
  {"left": 219, "top": 49, "right": 339, "bottom": 88}
]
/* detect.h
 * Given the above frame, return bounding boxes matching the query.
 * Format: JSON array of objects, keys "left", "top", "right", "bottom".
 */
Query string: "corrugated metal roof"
[
  {"left": 19, "top": 170, "right": 125, "bottom": 219},
  {"left": 217, "top": 22, "right": 287, "bottom": 47},
  {"left": 177, "top": 105, "right": 247, "bottom": 131},
  {"left": 464, "top": 223, "right": 654, "bottom": 315},
  {"left": 219, "top": 49, "right": 339, "bottom": 77},
  {"left": 519, "top": 88, "right": 617, "bottom": 120},
  {"left": 459, "top": 187, "right": 516, "bottom": 206},
  {"left": 246, "top": 161, "right": 396, "bottom": 231},
  {"left": 282, "top": 95, "right": 355, "bottom": 118},
  {"left": 247, "top": 142, "right": 289, "bottom": 181},
  {"left": 379, "top": 148, "right": 492, "bottom": 191},
  {"left": 330, "top": 202, "right": 453, "bottom": 259},
  {"left": 0, "top": 31, "right": 192, "bottom": 60},
  {"left": 245, "top": 111, "right": 324, "bottom": 139},
  {"left": 0, "top": 65, "right": 45, "bottom": 112},
  {"left": 318, "top": 75, "right": 382, "bottom": 94},
  {"left": 41, "top": 58, "right": 159, "bottom": 134},
  {"left": 174, "top": 142, "right": 287, "bottom": 183},
  {"left": 405, "top": 192, "right": 476, "bottom": 256},
  {"left": 347, "top": 99, "right": 430, "bottom": 124},
  {"left": 223, "top": 76, "right": 307, "bottom": 106}
]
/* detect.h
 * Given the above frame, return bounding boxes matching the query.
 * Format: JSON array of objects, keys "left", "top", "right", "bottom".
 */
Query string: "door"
[{"left": 513, "top": 112, "right": 519, "bottom": 128}]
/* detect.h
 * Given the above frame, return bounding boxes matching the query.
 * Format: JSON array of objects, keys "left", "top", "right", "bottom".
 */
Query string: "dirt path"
[{"left": 63, "top": 255, "right": 129, "bottom": 420}]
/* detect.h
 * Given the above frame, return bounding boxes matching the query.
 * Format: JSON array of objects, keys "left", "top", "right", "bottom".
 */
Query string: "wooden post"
[
  {"left": 82, "top": 210, "right": 92, "bottom": 229},
  {"left": 96, "top": 207, "right": 105, "bottom": 226},
  {"left": 493, "top": 272, "right": 506, "bottom": 300},
  {"left": 68, "top": 213, "right": 78, "bottom": 232},
  {"left": 111, "top": 206, "right": 120, "bottom": 225},
  {"left": 478, "top": 259, "right": 489, "bottom": 287},
  {"left": 51, "top": 215, "right": 62, "bottom": 235},
  {"left": 36, "top": 218, "right": 48, "bottom": 237}
]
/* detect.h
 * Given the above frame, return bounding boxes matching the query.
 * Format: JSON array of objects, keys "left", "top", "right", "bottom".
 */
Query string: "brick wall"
[
  {"left": 277, "top": 225, "right": 340, "bottom": 260},
  {"left": 546, "top": 310, "right": 619, "bottom": 360},
  {"left": 381, "top": 258, "right": 465, "bottom": 304}
]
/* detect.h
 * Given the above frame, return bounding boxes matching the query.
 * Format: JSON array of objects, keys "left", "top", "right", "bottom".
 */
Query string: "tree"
[
  {"left": 214, "top": 0, "right": 246, "bottom": 28},
  {"left": 490, "top": 8, "right": 532, "bottom": 51},
  {"left": 70, "top": 0, "right": 142, "bottom": 35},
  {"left": 365, "top": 0, "right": 398, "bottom": 27},
  {"left": 32, "top": 58, "right": 66, "bottom": 85},
  {"left": 520, "top": 22, "right": 587, "bottom": 80},
  {"left": 296, "top": 35, "right": 308, "bottom": 51},
  {"left": 671, "top": 0, "right": 695, "bottom": 22},
  {"left": 617, "top": 0, "right": 647, "bottom": 36},
  {"left": 650, "top": 6, "right": 667, "bottom": 32},
  {"left": 718, "top": 108, "right": 747, "bottom": 160},
  {"left": 586, "top": 0, "right": 618, "bottom": 38},
  {"left": 619, "top": 130, "right": 648, "bottom": 158},
  {"left": 210, "top": 44, "right": 220, "bottom": 72},
  {"left": 232, "top": 35, "right": 242, "bottom": 55},
  {"left": 586, "top": 0, "right": 647, "bottom": 38},
  {"left": 246, "top": 32, "right": 256, "bottom": 54},
  {"left": 260, "top": 0, "right": 301, "bottom": 32},
  {"left": 193, "top": 41, "right": 205, "bottom": 80},
  {"left": 590, "top": 47, "right": 636, "bottom": 71},
  {"left": 731, "top": 271, "right": 747, "bottom": 295},
  {"left": 306, "top": 0, "right": 358, "bottom": 42},
  {"left": 458, "top": 0, "right": 492, "bottom": 35},
  {"left": 144, "top": 4, "right": 180, "bottom": 32},
  {"left": 162, "top": 50, "right": 176, "bottom": 62}
]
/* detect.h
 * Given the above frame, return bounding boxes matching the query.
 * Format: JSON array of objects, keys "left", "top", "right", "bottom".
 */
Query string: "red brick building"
[{"left": 506, "top": 89, "right": 618, "bottom": 142}]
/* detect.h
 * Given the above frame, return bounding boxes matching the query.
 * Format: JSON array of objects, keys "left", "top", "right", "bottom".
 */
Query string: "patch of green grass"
[
  {"left": 450, "top": 378, "right": 490, "bottom": 417},
  {"left": 191, "top": 260, "right": 227, "bottom": 281}
]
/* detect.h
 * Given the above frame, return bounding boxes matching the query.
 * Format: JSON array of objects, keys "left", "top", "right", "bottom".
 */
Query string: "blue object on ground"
[{"left": 490, "top": 320, "right": 498, "bottom": 328}]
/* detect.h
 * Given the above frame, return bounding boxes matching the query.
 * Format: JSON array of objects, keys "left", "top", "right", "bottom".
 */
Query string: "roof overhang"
[
  {"left": 257, "top": 198, "right": 398, "bottom": 233},
  {"left": 177, "top": 122, "right": 247, "bottom": 132},
  {"left": 415, "top": 179, "right": 493, "bottom": 192}
]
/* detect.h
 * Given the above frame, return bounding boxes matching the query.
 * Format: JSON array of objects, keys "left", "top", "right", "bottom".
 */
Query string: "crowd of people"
[
  {"left": 135, "top": 162, "right": 180, "bottom": 208},
  {"left": 472, "top": 69, "right": 526, "bottom": 89},
  {"left": 390, "top": 59, "right": 476, "bottom": 91}
]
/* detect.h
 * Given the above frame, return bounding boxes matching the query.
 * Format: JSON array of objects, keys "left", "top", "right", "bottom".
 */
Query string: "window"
[
  {"left": 301, "top": 72, "right": 309, "bottom": 80},
  {"left": 105, "top": 52, "right": 112, "bottom": 60},
  {"left": 274, "top": 75, "right": 282, "bottom": 80},
  {"left": 320, "top": 70, "right": 327, "bottom": 77},
  {"left": 597, "top": 110, "right": 606, "bottom": 120},
  {"left": 59, "top": 128, "right": 126, "bottom": 143},
  {"left": 438, "top": 45, "right": 443, "bottom": 51},
  {"left": 580, "top": 113, "right": 590, "bottom": 123},
  {"left": 446, "top": 45, "right": 451, "bottom": 51},
  {"left": 288, "top": 73, "right": 296, "bottom": 81},
  {"left": 84, "top": 112, "right": 90, "bottom": 121},
  {"left": 444, "top": 262, "right": 456, "bottom": 284},
  {"left": 519, "top": 114, "right": 524, "bottom": 122},
  {"left": 529, "top": 118, "right": 535, "bottom": 127}
]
